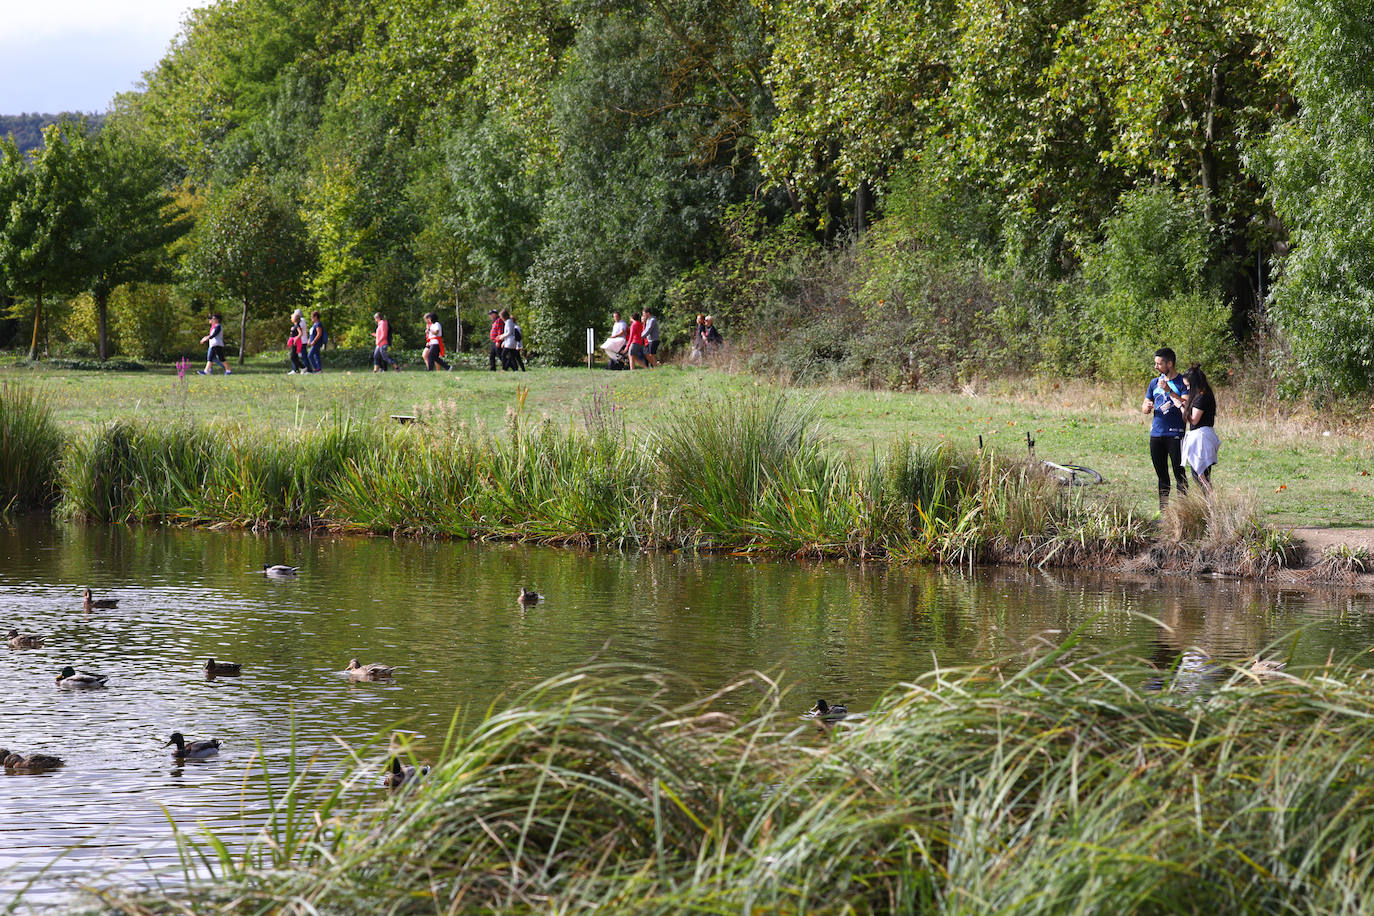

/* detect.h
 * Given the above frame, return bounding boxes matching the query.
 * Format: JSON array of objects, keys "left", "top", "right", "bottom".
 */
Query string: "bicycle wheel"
[{"left": 1042, "top": 461, "right": 1104, "bottom": 486}]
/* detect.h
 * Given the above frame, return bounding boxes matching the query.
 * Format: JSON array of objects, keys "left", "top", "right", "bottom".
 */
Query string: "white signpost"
[{"left": 586, "top": 328, "right": 595, "bottom": 369}]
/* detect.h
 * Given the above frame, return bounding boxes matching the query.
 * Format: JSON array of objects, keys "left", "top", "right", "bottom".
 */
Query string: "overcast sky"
[{"left": 1, "top": 0, "right": 197, "bottom": 114}]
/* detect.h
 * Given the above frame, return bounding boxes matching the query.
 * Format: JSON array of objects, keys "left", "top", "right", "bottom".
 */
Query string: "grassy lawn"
[{"left": 4, "top": 355, "right": 1372, "bottom": 527}]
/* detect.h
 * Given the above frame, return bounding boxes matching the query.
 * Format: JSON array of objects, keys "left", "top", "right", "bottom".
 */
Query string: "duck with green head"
[
  {"left": 166, "top": 732, "right": 221, "bottom": 759},
  {"left": 56, "top": 666, "right": 108, "bottom": 688}
]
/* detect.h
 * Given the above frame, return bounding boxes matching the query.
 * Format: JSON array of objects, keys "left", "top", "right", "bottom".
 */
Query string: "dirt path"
[{"left": 1291, "top": 527, "right": 1374, "bottom": 557}]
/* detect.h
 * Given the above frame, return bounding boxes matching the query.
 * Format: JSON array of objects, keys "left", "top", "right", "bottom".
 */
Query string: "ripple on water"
[{"left": 2, "top": 520, "right": 1374, "bottom": 906}]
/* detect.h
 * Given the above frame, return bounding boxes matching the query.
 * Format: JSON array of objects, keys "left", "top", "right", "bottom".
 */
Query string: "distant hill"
[{"left": 1, "top": 113, "right": 105, "bottom": 154}]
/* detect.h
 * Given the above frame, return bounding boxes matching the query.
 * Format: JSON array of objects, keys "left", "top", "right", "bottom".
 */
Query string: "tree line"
[{"left": 0, "top": 0, "right": 1371, "bottom": 392}]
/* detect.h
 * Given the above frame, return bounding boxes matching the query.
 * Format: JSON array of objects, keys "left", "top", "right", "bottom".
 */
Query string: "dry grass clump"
[
  {"left": 1132, "top": 489, "right": 1298, "bottom": 578},
  {"left": 88, "top": 650, "right": 1374, "bottom": 915}
]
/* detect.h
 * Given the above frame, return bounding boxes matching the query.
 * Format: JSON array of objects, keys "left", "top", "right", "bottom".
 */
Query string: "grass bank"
[
  {"left": 46, "top": 393, "right": 1164, "bottom": 569},
  {"left": 90, "top": 651, "right": 1374, "bottom": 915},
  {"left": 3, "top": 358, "right": 1372, "bottom": 527}
]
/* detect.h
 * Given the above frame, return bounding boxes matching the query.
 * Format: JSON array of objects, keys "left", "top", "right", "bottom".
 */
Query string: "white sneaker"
[{"left": 288, "top": 370, "right": 296, "bottom": 374}]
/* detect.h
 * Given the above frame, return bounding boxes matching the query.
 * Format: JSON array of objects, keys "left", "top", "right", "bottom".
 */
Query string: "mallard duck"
[
  {"left": 203, "top": 658, "right": 242, "bottom": 676},
  {"left": 262, "top": 564, "right": 299, "bottom": 578},
  {"left": 345, "top": 658, "right": 396, "bottom": 680},
  {"left": 83, "top": 588, "right": 118, "bottom": 610},
  {"left": 382, "top": 756, "right": 430, "bottom": 789},
  {"left": 166, "top": 732, "right": 221, "bottom": 759},
  {"left": 1249, "top": 658, "right": 1287, "bottom": 676},
  {"left": 56, "top": 666, "right": 108, "bottom": 688},
  {"left": 3, "top": 752, "right": 63, "bottom": 771},
  {"left": 809, "top": 698, "right": 848, "bottom": 721},
  {"left": 7, "top": 629, "right": 44, "bottom": 648},
  {"left": 518, "top": 587, "right": 543, "bottom": 605}
]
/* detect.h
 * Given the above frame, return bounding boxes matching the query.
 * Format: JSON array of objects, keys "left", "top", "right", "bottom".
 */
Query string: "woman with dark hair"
[{"left": 1172, "top": 363, "right": 1219, "bottom": 495}]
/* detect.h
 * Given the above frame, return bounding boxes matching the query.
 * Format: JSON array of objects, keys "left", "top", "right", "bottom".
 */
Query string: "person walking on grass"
[
  {"left": 423, "top": 312, "right": 450, "bottom": 371},
  {"left": 372, "top": 313, "right": 396, "bottom": 372},
  {"left": 626, "top": 310, "right": 649, "bottom": 369},
  {"left": 1171, "top": 364, "right": 1219, "bottom": 496},
  {"left": 198, "top": 313, "right": 230, "bottom": 375},
  {"left": 642, "top": 307, "right": 660, "bottom": 367},
  {"left": 501, "top": 309, "right": 526, "bottom": 371},
  {"left": 306, "top": 311, "right": 326, "bottom": 373},
  {"left": 488, "top": 309, "right": 504, "bottom": 371},
  {"left": 286, "top": 324, "right": 307, "bottom": 374},
  {"left": 1141, "top": 346, "right": 1189, "bottom": 509}
]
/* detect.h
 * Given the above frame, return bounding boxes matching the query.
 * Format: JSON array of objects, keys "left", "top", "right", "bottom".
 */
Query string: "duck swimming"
[
  {"left": 262, "top": 564, "right": 299, "bottom": 578},
  {"left": 518, "top": 587, "right": 543, "bottom": 605},
  {"left": 345, "top": 658, "right": 396, "bottom": 680},
  {"left": 7, "top": 629, "right": 44, "bottom": 648},
  {"left": 2, "top": 751, "right": 64, "bottom": 772},
  {"left": 166, "top": 732, "right": 221, "bottom": 759},
  {"left": 809, "top": 698, "right": 848, "bottom": 721},
  {"left": 56, "top": 666, "right": 108, "bottom": 688},
  {"left": 83, "top": 588, "right": 118, "bottom": 610},
  {"left": 203, "top": 658, "right": 242, "bottom": 676},
  {"left": 382, "top": 757, "right": 430, "bottom": 789}
]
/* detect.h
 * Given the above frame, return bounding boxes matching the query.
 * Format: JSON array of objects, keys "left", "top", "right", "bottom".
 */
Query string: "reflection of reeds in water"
[
  {"left": 104, "top": 654, "right": 1374, "bottom": 914},
  {"left": 0, "top": 382, "right": 63, "bottom": 512},
  {"left": 38, "top": 390, "right": 1302, "bottom": 571}
]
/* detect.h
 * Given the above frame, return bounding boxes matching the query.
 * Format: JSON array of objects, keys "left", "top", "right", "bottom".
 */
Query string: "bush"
[
  {"left": 0, "top": 382, "right": 63, "bottom": 510},
  {"left": 1083, "top": 188, "right": 1234, "bottom": 380}
]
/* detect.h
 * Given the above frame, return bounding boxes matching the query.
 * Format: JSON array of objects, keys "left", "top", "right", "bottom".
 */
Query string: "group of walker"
[{"left": 1141, "top": 346, "right": 1219, "bottom": 508}]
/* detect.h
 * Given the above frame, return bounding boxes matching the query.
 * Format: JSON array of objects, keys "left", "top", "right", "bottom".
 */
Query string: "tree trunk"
[
  {"left": 239, "top": 299, "right": 249, "bottom": 364},
  {"left": 26, "top": 280, "right": 42, "bottom": 362},
  {"left": 455, "top": 286, "right": 463, "bottom": 352},
  {"left": 95, "top": 285, "right": 110, "bottom": 361},
  {"left": 854, "top": 181, "right": 869, "bottom": 235},
  {"left": 1200, "top": 61, "right": 1222, "bottom": 225}
]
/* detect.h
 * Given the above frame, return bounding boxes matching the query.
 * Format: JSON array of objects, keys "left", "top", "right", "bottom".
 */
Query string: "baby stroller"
[{"left": 602, "top": 338, "right": 629, "bottom": 370}]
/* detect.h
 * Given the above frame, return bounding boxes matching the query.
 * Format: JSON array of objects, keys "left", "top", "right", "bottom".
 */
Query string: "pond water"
[{"left": 3, "top": 519, "right": 1374, "bottom": 907}]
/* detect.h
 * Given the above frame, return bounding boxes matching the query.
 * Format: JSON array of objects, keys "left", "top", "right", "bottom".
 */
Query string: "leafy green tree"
[
  {"left": 1256, "top": 0, "right": 1374, "bottom": 393},
  {"left": 183, "top": 170, "right": 313, "bottom": 363},
  {"left": 0, "top": 123, "right": 92, "bottom": 360},
  {"left": 78, "top": 125, "right": 192, "bottom": 360}
]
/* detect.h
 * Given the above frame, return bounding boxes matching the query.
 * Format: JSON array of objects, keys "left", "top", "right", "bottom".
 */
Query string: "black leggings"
[{"left": 1150, "top": 436, "right": 1187, "bottom": 500}]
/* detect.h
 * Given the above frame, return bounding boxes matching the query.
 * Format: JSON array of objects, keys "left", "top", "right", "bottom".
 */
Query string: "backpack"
[{"left": 513, "top": 324, "right": 522, "bottom": 343}]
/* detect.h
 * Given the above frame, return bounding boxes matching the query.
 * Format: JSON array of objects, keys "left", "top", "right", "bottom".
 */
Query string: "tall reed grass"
[
  {"left": 49, "top": 390, "right": 1176, "bottom": 567},
  {"left": 96, "top": 650, "right": 1374, "bottom": 915},
  {"left": 0, "top": 382, "right": 64, "bottom": 512}
]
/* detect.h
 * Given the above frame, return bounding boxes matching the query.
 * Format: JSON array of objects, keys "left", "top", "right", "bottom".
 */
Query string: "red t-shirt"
[
  {"left": 627, "top": 319, "right": 646, "bottom": 347},
  {"left": 490, "top": 318, "right": 504, "bottom": 342},
  {"left": 374, "top": 319, "right": 389, "bottom": 347}
]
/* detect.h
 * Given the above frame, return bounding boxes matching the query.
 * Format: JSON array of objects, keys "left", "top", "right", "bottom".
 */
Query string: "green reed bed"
[
  {"left": 53, "top": 391, "right": 1170, "bottom": 566},
  {"left": 94, "top": 652, "right": 1374, "bottom": 915},
  {"left": 0, "top": 381, "right": 64, "bottom": 512}
]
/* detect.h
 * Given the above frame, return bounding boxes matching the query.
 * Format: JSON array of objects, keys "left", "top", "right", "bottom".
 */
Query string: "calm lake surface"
[{"left": 3, "top": 519, "right": 1374, "bottom": 906}]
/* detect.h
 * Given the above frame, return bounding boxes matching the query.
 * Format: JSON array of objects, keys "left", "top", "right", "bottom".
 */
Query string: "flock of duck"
[
  {"left": 2, "top": 568, "right": 422, "bottom": 780},
  {"left": 9, "top": 572, "right": 844, "bottom": 782},
  {"left": 5, "top": 568, "right": 553, "bottom": 784}
]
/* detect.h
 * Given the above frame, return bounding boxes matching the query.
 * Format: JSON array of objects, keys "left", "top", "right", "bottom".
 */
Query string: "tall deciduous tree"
[
  {"left": 79, "top": 126, "right": 193, "bottom": 360},
  {"left": 183, "top": 170, "right": 313, "bottom": 363},
  {"left": 0, "top": 123, "right": 91, "bottom": 361},
  {"left": 1255, "top": 0, "right": 1374, "bottom": 393}
]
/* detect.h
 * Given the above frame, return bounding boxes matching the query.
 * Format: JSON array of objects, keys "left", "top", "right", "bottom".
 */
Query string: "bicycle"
[{"left": 979, "top": 432, "right": 1105, "bottom": 486}]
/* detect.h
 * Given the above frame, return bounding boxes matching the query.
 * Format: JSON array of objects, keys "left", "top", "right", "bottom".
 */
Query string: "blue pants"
[{"left": 307, "top": 344, "right": 323, "bottom": 372}]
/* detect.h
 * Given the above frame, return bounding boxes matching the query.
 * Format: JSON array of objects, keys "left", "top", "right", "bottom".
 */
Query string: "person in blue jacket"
[{"left": 1140, "top": 347, "right": 1189, "bottom": 509}]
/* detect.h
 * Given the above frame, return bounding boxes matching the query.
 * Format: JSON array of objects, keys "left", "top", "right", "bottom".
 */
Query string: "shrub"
[
  {"left": 0, "top": 382, "right": 63, "bottom": 510},
  {"left": 1083, "top": 188, "right": 1234, "bottom": 380}
]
